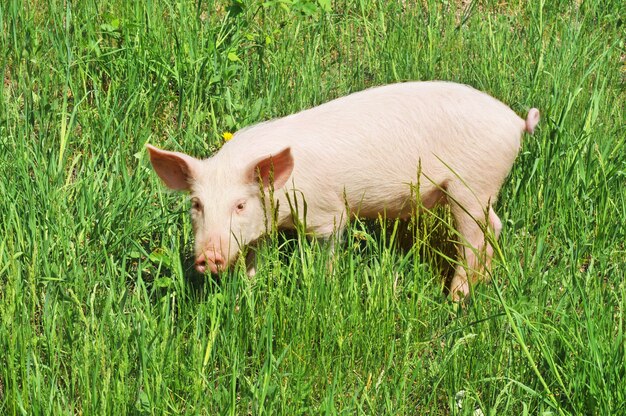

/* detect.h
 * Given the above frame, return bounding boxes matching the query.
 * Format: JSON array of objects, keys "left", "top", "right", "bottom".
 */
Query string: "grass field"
[{"left": 1, "top": 0, "right": 625, "bottom": 414}]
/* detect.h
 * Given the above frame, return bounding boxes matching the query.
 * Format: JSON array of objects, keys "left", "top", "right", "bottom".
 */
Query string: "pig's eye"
[{"left": 191, "top": 198, "right": 202, "bottom": 212}]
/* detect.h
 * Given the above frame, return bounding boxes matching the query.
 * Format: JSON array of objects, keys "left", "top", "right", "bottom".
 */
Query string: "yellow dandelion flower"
[{"left": 222, "top": 131, "right": 233, "bottom": 141}]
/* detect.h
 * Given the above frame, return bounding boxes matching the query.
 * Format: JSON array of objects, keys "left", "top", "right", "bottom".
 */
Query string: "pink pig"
[{"left": 147, "top": 81, "right": 539, "bottom": 299}]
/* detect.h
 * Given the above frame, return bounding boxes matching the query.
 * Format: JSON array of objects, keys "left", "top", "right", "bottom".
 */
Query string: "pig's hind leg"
[{"left": 447, "top": 184, "right": 503, "bottom": 301}]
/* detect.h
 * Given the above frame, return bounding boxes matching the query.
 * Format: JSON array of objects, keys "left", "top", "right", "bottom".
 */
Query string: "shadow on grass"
[{"left": 354, "top": 214, "right": 458, "bottom": 294}]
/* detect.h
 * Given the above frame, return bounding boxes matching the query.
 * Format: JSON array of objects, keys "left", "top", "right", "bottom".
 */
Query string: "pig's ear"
[
  {"left": 146, "top": 144, "right": 200, "bottom": 191},
  {"left": 247, "top": 147, "right": 294, "bottom": 190}
]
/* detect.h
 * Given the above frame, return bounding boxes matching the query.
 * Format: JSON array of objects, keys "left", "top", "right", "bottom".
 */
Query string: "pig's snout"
[{"left": 195, "top": 250, "right": 225, "bottom": 274}]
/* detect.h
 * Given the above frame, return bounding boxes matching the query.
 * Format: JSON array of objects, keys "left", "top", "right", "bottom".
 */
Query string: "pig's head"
[{"left": 146, "top": 144, "right": 294, "bottom": 274}]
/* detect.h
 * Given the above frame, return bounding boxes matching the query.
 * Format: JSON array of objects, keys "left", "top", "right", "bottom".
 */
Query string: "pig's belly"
[{"left": 346, "top": 183, "right": 446, "bottom": 220}]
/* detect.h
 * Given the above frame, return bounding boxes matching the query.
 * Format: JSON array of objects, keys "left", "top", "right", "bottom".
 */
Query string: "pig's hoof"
[{"left": 450, "top": 279, "right": 470, "bottom": 302}]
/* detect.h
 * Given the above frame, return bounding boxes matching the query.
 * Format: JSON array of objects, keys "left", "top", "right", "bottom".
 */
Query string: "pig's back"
[{"left": 223, "top": 82, "right": 526, "bottom": 208}]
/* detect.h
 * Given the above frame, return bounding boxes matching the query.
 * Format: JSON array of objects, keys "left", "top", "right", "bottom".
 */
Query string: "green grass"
[{"left": 1, "top": 0, "right": 625, "bottom": 414}]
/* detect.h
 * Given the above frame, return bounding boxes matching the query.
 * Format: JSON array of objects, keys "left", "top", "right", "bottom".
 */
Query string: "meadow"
[{"left": 1, "top": 0, "right": 625, "bottom": 414}]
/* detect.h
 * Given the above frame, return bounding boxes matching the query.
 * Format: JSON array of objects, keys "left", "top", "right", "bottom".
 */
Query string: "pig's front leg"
[
  {"left": 308, "top": 208, "right": 347, "bottom": 274},
  {"left": 320, "top": 227, "right": 346, "bottom": 274}
]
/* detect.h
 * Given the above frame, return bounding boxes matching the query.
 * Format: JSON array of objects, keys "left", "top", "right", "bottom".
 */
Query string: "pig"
[{"left": 147, "top": 81, "right": 539, "bottom": 300}]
